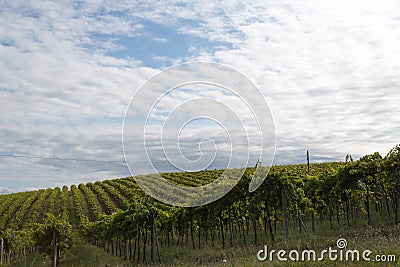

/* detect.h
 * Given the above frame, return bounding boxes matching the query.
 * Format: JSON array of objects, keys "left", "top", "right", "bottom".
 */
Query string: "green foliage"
[
  {"left": 0, "top": 228, "right": 33, "bottom": 252},
  {"left": 2, "top": 144, "right": 400, "bottom": 264},
  {"left": 33, "top": 213, "right": 73, "bottom": 258}
]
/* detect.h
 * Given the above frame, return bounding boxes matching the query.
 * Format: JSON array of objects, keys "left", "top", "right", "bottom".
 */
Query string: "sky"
[{"left": 1, "top": 0, "right": 400, "bottom": 193}]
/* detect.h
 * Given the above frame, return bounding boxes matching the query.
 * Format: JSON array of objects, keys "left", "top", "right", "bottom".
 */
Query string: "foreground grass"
[
  {"left": 10, "top": 236, "right": 130, "bottom": 267},
  {"left": 154, "top": 224, "right": 399, "bottom": 266},
  {"left": 145, "top": 212, "right": 399, "bottom": 266},
  {"left": 10, "top": 214, "right": 400, "bottom": 266}
]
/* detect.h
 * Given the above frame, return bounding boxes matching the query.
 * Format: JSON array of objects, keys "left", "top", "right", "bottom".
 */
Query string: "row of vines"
[{"left": 1, "top": 145, "right": 400, "bottom": 265}]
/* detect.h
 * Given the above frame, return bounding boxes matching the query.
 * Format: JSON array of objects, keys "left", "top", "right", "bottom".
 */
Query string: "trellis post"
[{"left": 1, "top": 237, "right": 4, "bottom": 265}]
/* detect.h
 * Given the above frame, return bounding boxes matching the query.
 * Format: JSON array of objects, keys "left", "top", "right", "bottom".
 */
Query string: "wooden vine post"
[
  {"left": 0, "top": 237, "right": 3, "bottom": 265},
  {"left": 281, "top": 189, "right": 289, "bottom": 241},
  {"left": 150, "top": 207, "right": 155, "bottom": 264},
  {"left": 52, "top": 228, "right": 57, "bottom": 267}
]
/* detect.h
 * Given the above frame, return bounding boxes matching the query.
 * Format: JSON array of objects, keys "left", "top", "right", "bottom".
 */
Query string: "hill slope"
[{"left": 1, "top": 161, "right": 399, "bottom": 266}]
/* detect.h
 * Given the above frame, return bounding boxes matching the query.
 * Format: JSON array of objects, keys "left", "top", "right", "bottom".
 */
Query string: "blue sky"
[
  {"left": 93, "top": 20, "right": 233, "bottom": 68},
  {"left": 1, "top": 0, "right": 400, "bottom": 193}
]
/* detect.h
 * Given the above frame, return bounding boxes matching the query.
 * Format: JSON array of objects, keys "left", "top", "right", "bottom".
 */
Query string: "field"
[{"left": 1, "top": 148, "right": 400, "bottom": 266}]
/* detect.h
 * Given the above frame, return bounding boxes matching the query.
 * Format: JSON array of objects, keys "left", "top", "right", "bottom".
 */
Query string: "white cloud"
[
  {"left": 151, "top": 37, "right": 168, "bottom": 43},
  {"left": 1, "top": 0, "right": 400, "bottom": 191},
  {"left": 0, "top": 187, "right": 14, "bottom": 194}
]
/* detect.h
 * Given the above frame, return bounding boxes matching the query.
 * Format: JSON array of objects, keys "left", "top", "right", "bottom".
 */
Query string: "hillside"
[
  {"left": 1, "top": 159, "right": 400, "bottom": 266},
  {"left": 0, "top": 163, "right": 342, "bottom": 231}
]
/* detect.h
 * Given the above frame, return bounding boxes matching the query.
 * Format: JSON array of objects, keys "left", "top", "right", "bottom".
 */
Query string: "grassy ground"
[
  {"left": 9, "top": 213, "right": 400, "bottom": 266},
  {"left": 9, "top": 235, "right": 130, "bottom": 267},
  {"left": 154, "top": 222, "right": 399, "bottom": 266}
]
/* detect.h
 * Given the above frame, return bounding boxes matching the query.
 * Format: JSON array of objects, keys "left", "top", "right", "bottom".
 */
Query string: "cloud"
[
  {"left": 208, "top": 1, "right": 400, "bottom": 163},
  {"left": 151, "top": 37, "right": 168, "bottom": 43},
  {"left": 1, "top": 0, "right": 400, "bottom": 191},
  {"left": 0, "top": 187, "right": 14, "bottom": 194}
]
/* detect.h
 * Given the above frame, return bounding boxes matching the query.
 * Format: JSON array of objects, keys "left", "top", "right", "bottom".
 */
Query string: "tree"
[
  {"left": 0, "top": 228, "right": 32, "bottom": 264},
  {"left": 34, "top": 213, "right": 73, "bottom": 267},
  {"left": 383, "top": 145, "right": 400, "bottom": 224},
  {"left": 356, "top": 152, "right": 382, "bottom": 225}
]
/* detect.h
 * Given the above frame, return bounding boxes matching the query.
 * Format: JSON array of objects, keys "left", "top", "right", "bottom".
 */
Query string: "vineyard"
[{"left": 1, "top": 146, "right": 400, "bottom": 266}]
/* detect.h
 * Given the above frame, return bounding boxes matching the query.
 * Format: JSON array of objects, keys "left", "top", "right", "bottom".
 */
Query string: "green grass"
[
  {"left": 9, "top": 235, "right": 130, "bottom": 267},
  {"left": 152, "top": 225, "right": 399, "bottom": 266},
  {"left": 8, "top": 224, "right": 399, "bottom": 267},
  {"left": 8, "top": 213, "right": 400, "bottom": 267},
  {"left": 155, "top": 211, "right": 399, "bottom": 266}
]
